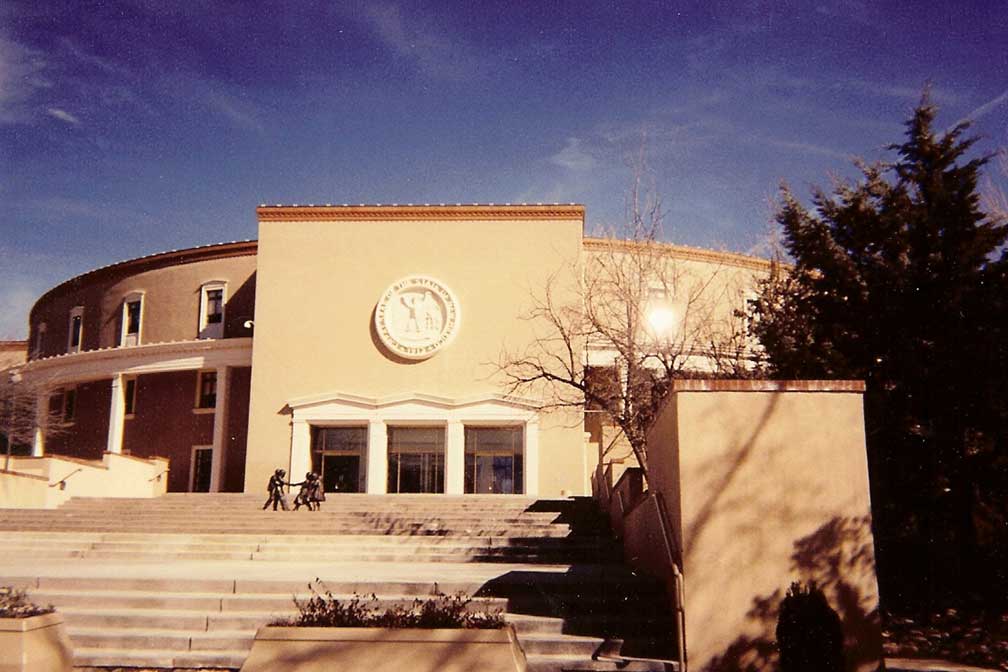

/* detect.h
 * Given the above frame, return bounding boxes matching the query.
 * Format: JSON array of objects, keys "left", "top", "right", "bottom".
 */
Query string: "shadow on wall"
[
  {"left": 226, "top": 271, "right": 257, "bottom": 338},
  {"left": 703, "top": 515, "right": 882, "bottom": 672}
]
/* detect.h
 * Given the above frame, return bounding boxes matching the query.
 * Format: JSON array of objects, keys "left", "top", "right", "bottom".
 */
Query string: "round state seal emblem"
[{"left": 374, "top": 276, "right": 460, "bottom": 360}]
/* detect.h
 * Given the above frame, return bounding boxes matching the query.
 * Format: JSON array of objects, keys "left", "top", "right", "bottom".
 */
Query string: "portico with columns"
[
  {"left": 17, "top": 338, "right": 252, "bottom": 493},
  {"left": 286, "top": 392, "right": 540, "bottom": 495}
]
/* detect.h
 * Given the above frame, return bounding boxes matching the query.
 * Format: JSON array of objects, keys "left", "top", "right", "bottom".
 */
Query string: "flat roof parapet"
[{"left": 670, "top": 379, "right": 866, "bottom": 393}]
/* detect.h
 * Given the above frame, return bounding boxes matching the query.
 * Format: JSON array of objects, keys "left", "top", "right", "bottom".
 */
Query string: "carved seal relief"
[{"left": 374, "top": 276, "right": 460, "bottom": 360}]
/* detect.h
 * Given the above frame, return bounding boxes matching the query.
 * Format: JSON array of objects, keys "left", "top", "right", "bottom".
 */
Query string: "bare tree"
[
  {"left": 498, "top": 172, "right": 764, "bottom": 475},
  {"left": 1, "top": 368, "right": 66, "bottom": 470}
]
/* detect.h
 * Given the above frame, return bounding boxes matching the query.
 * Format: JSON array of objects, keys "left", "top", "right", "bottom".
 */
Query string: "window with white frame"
[
  {"left": 195, "top": 370, "right": 217, "bottom": 410},
  {"left": 198, "top": 283, "right": 226, "bottom": 339},
  {"left": 67, "top": 306, "right": 84, "bottom": 353},
  {"left": 120, "top": 293, "right": 144, "bottom": 347}
]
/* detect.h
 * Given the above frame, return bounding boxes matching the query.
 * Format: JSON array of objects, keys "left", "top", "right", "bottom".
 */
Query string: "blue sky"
[{"left": 1, "top": 0, "right": 1006, "bottom": 339}]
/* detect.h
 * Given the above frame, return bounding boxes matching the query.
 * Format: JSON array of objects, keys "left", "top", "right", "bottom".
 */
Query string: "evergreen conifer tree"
[{"left": 749, "top": 96, "right": 1008, "bottom": 605}]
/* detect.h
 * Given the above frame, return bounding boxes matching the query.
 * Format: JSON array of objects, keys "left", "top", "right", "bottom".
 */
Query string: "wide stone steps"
[{"left": 0, "top": 495, "right": 677, "bottom": 671}]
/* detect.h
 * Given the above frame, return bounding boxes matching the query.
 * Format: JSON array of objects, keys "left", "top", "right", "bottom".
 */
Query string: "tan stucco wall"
[
  {"left": 645, "top": 381, "right": 881, "bottom": 672},
  {"left": 245, "top": 208, "right": 585, "bottom": 495},
  {"left": 0, "top": 342, "right": 27, "bottom": 369},
  {"left": 0, "top": 453, "right": 168, "bottom": 508}
]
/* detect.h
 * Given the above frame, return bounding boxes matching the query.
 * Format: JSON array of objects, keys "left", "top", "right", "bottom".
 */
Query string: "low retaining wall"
[
  {"left": 0, "top": 453, "right": 168, "bottom": 508},
  {"left": 594, "top": 380, "right": 883, "bottom": 672}
]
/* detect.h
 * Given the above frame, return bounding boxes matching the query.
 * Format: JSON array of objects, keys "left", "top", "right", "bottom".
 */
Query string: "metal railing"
[
  {"left": 48, "top": 468, "right": 83, "bottom": 491},
  {"left": 594, "top": 461, "right": 687, "bottom": 671}
]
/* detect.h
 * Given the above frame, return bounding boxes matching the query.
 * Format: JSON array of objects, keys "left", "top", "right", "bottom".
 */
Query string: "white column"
[
  {"left": 32, "top": 392, "right": 47, "bottom": 457},
  {"left": 106, "top": 374, "right": 126, "bottom": 455},
  {"left": 524, "top": 418, "right": 539, "bottom": 496},
  {"left": 366, "top": 420, "right": 387, "bottom": 494},
  {"left": 290, "top": 419, "right": 312, "bottom": 485},
  {"left": 445, "top": 420, "right": 465, "bottom": 495},
  {"left": 209, "top": 366, "right": 229, "bottom": 492}
]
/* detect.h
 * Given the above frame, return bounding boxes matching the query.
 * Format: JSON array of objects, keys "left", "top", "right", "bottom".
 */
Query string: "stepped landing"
[{"left": 0, "top": 494, "right": 677, "bottom": 671}]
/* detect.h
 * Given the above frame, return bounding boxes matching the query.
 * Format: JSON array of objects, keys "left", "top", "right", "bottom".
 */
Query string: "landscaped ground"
[{"left": 884, "top": 609, "right": 1008, "bottom": 671}]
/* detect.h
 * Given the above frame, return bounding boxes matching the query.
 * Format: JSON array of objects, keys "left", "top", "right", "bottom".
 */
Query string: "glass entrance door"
[
  {"left": 312, "top": 426, "right": 366, "bottom": 493},
  {"left": 465, "top": 427, "right": 523, "bottom": 494},
  {"left": 321, "top": 454, "right": 361, "bottom": 493},
  {"left": 387, "top": 427, "right": 444, "bottom": 493}
]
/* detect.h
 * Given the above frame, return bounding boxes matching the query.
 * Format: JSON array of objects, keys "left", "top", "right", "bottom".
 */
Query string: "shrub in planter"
[
  {"left": 0, "top": 587, "right": 54, "bottom": 619},
  {"left": 273, "top": 580, "right": 507, "bottom": 629},
  {"left": 0, "top": 586, "right": 72, "bottom": 672},
  {"left": 241, "top": 580, "right": 523, "bottom": 672},
  {"left": 775, "top": 581, "right": 845, "bottom": 672}
]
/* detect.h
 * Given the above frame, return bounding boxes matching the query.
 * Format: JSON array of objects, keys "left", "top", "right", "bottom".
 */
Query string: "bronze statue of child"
[
  {"left": 262, "top": 468, "right": 290, "bottom": 511},
  {"left": 309, "top": 472, "right": 326, "bottom": 511},
  {"left": 292, "top": 472, "right": 314, "bottom": 511}
]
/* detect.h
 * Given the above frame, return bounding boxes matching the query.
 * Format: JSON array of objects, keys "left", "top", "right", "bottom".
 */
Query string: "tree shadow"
[{"left": 703, "top": 515, "right": 882, "bottom": 672}]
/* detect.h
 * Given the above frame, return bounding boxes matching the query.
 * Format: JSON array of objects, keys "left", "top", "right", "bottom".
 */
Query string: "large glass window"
[
  {"left": 387, "top": 426, "right": 444, "bottom": 494},
  {"left": 465, "top": 427, "right": 524, "bottom": 494},
  {"left": 312, "top": 426, "right": 367, "bottom": 493}
]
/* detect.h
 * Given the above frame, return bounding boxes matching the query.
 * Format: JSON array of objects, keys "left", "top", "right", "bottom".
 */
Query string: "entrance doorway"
[
  {"left": 465, "top": 427, "right": 523, "bottom": 494},
  {"left": 190, "top": 446, "right": 213, "bottom": 492},
  {"left": 321, "top": 454, "right": 360, "bottom": 493},
  {"left": 312, "top": 426, "right": 366, "bottom": 493},
  {"left": 387, "top": 427, "right": 444, "bottom": 493}
]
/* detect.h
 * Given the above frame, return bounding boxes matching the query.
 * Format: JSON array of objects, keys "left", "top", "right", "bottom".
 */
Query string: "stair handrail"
[
  {"left": 147, "top": 469, "right": 169, "bottom": 483},
  {"left": 652, "top": 490, "right": 686, "bottom": 672},
  {"left": 48, "top": 467, "right": 83, "bottom": 490}
]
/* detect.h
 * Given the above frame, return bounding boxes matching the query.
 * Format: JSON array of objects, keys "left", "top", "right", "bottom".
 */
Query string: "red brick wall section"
[
  {"left": 123, "top": 371, "right": 214, "bottom": 492},
  {"left": 223, "top": 367, "right": 251, "bottom": 492},
  {"left": 44, "top": 380, "right": 112, "bottom": 461}
]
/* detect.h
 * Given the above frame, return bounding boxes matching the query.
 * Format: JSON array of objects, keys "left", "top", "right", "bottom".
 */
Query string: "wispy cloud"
[
  {"left": 46, "top": 107, "right": 80, "bottom": 125},
  {"left": 0, "top": 35, "right": 50, "bottom": 124},
  {"left": 360, "top": 2, "right": 480, "bottom": 81},
  {"left": 59, "top": 37, "right": 131, "bottom": 77},
  {"left": 960, "top": 89, "right": 1008, "bottom": 124},
  {"left": 549, "top": 137, "right": 597, "bottom": 172},
  {"left": 751, "top": 135, "right": 852, "bottom": 160},
  {"left": 203, "top": 90, "right": 263, "bottom": 133}
]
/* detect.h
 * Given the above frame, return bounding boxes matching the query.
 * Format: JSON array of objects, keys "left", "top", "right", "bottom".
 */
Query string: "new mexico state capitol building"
[{"left": 13, "top": 204, "right": 771, "bottom": 497}]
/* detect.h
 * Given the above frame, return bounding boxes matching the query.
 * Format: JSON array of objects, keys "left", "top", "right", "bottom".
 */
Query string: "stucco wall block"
[
  {"left": 245, "top": 211, "right": 585, "bottom": 495},
  {"left": 645, "top": 381, "right": 882, "bottom": 672}
]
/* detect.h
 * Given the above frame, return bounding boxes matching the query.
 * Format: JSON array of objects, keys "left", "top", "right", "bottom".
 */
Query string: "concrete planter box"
[
  {"left": 0, "top": 612, "right": 73, "bottom": 672},
  {"left": 240, "top": 625, "right": 527, "bottom": 672}
]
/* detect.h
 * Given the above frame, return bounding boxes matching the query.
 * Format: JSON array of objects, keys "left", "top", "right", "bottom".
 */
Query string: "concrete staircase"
[{"left": 0, "top": 494, "right": 677, "bottom": 671}]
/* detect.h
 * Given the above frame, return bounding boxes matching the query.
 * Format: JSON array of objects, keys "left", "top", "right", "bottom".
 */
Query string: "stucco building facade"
[{"left": 10, "top": 204, "right": 771, "bottom": 496}]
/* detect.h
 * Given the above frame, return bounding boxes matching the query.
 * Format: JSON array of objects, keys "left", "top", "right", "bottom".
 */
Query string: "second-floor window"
[
  {"left": 121, "top": 294, "right": 144, "bottom": 347},
  {"left": 199, "top": 283, "right": 226, "bottom": 339},
  {"left": 67, "top": 307, "right": 84, "bottom": 353}
]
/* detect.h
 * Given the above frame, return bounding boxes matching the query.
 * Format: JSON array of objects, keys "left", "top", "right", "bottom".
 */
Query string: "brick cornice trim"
[
  {"left": 257, "top": 203, "right": 585, "bottom": 222},
  {"left": 671, "top": 379, "right": 865, "bottom": 393}
]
